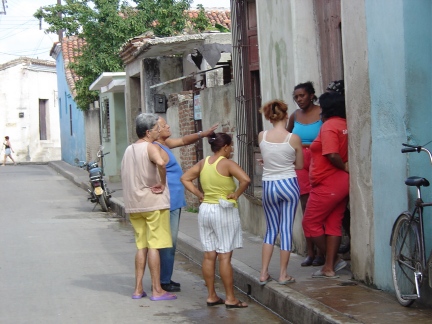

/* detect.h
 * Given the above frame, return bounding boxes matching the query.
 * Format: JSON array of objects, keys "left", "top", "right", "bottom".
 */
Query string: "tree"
[{"left": 35, "top": 0, "right": 210, "bottom": 111}]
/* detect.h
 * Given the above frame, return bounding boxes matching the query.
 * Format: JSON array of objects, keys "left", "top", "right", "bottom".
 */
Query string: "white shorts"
[
  {"left": 5, "top": 148, "right": 11, "bottom": 155},
  {"left": 198, "top": 203, "right": 243, "bottom": 253}
]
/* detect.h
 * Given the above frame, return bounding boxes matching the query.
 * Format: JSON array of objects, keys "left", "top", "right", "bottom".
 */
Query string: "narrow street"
[{"left": 0, "top": 164, "right": 288, "bottom": 324}]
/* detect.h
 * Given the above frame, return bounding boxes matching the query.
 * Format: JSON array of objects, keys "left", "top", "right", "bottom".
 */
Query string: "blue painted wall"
[
  {"left": 366, "top": 0, "right": 432, "bottom": 293},
  {"left": 55, "top": 53, "right": 86, "bottom": 165}
]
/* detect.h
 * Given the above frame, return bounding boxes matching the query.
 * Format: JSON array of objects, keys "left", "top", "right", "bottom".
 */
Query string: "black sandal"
[
  {"left": 225, "top": 300, "right": 248, "bottom": 308},
  {"left": 301, "top": 256, "right": 314, "bottom": 267},
  {"left": 207, "top": 297, "right": 225, "bottom": 306}
]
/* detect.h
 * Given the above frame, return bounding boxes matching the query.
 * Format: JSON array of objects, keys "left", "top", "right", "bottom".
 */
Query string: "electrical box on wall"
[{"left": 154, "top": 94, "right": 166, "bottom": 113}]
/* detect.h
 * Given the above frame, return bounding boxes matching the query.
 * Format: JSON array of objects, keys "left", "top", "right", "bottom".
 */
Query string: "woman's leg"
[
  {"left": 219, "top": 251, "right": 247, "bottom": 307},
  {"left": 202, "top": 251, "right": 218, "bottom": 302},
  {"left": 260, "top": 243, "right": 274, "bottom": 281},
  {"left": 260, "top": 180, "right": 279, "bottom": 281},
  {"left": 278, "top": 178, "right": 299, "bottom": 281}
]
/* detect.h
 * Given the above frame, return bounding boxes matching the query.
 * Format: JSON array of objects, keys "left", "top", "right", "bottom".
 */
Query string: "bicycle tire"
[{"left": 390, "top": 212, "right": 422, "bottom": 307}]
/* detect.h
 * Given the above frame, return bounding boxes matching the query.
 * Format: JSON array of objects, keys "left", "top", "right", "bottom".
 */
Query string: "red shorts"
[
  {"left": 296, "top": 147, "right": 311, "bottom": 195},
  {"left": 302, "top": 170, "right": 349, "bottom": 237}
]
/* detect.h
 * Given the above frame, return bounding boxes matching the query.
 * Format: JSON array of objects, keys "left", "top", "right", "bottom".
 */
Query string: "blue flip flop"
[
  {"left": 132, "top": 291, "right": 147, "bottom": 299},
  {"left": 150, "top": 292, "right": 177, "bottom": 301}
]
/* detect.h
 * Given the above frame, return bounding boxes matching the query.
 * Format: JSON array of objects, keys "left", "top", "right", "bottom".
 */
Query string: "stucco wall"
[
  {"left": 0, "top": 62, "right": 60, "bottom": 162},
  {"left": 56, "top": 53, "right": 86, "bottom": 164},
  {"left": 342, "top": 0, "right": 375, "bottom": 285}
]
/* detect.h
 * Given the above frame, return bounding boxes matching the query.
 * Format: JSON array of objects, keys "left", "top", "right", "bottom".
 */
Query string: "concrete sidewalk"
[{"left": 48, "top": 160, "right": 432, "bottom": 323}]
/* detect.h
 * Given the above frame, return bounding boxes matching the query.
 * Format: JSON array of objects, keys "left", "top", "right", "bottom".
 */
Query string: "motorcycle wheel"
[{"left": 98, "top": 191, "right": 110, "bottom": 212}]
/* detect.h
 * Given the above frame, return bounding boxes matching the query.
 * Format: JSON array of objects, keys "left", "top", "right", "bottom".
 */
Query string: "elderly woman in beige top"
[{"left": 121, "top": 113, "right": 176, "bottom": 302}]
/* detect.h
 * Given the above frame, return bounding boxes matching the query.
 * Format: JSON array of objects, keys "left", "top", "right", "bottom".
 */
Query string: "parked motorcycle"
[{"left": 75, "top": 146, "right": 112, "bottom": 212}]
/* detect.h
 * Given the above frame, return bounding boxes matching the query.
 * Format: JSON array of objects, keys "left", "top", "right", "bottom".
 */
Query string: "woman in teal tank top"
[
  {"left": 181, "top": 132, "right": 250, "bottom": 309},
  {"left": 286, "top": 81, "right": 325, "bottom": 267}
]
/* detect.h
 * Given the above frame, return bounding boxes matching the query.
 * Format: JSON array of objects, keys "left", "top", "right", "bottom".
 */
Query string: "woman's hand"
[
  {"left": 202, "top": 123, "right": 219, "bottom": 137},
  {"left": 226, "top": 193, "right": 238, "bottom": 201},
  {"left": 150, "top": 183, "right": 165, "bottom": 194}
]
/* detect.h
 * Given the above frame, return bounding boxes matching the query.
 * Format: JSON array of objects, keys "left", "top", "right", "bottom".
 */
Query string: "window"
[
  {"left": 69, "top": 104, "right": 73, "bottom": 136},
  {"left": 232, "top": 0, "right": 263, "bottom": 198}
]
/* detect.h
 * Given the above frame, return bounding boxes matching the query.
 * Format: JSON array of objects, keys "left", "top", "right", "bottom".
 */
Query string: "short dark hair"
[
  {"left": 5, "top": 136, "right": 9, "bottom": 140},
  {"left": 293, "top": 81, "right": 318, "bottom": 102},
  {"left": 207, "top": 132, "right": 232, "bottom": 153},
  {"left": 319, "top": 92, "right": 346, "bottom": 119}
]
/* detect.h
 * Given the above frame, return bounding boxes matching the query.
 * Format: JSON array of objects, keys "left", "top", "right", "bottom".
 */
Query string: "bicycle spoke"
[{"left": 391, "top": 213, "right": 421, "bottom": 306}]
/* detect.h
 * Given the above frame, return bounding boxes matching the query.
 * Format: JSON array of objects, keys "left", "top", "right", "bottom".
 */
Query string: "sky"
[{"left": 0, "top": 0, "right": 230, "bottom": 64}]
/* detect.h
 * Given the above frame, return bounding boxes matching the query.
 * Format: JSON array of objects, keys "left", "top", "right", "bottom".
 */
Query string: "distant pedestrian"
[
  {"left": 258, "top": 100, "right": 303, "bottom": 285},
  {"left": 155, "top": 117, "right": 218, "bottom": 292},
  {"left": 181, "top": 132, "right": 251, "bottom": 308},
  {"left": 2, "top": 136, "right": 16, "bottom": 166},
  {"left": 121, "top": 113, "right": 176, "bottom": 301}
]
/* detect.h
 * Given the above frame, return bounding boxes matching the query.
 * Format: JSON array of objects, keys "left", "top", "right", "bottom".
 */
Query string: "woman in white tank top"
[{"left": 257, "top": 100, "right": 303, "bottom": 285}]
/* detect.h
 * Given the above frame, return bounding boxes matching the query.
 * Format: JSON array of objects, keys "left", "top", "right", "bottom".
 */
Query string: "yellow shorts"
[{"left": 129, "top": 209, "right": 172, "bottom": 249}]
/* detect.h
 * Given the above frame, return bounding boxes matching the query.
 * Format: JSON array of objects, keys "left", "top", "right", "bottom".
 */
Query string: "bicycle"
[{"left": 390, "top": 143, "right": 432, "bottom": 306}]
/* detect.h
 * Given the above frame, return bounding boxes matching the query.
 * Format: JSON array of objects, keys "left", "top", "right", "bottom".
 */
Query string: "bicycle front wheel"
[{"left": 390, "top": 212, "right": 421, "bottom": 307}]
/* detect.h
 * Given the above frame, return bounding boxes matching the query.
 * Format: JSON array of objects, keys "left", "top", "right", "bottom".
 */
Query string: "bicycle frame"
[{"left": 392, "top": 143, "right": 432, "bottom": 305}]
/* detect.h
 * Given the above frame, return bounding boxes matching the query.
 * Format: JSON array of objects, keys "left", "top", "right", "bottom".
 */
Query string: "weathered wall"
[
  {"left": 342, "top": 0, "right": 375, "bottom": 285},
  {"left": 84, "top": 108, "right": 101, "bottom": 163},
  {"left": 166, "top": 83, "right": 236, "bottom": 208},
  {"left": 143, "top": 57, "right": 183, "bottom": 114},
  {"left": 0, "top": 62, "right": 60, "bottom": 163}
]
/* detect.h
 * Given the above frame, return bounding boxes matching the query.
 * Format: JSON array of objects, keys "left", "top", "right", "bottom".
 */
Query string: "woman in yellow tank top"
[{"left": 181, "top": 132, "right": 250, "bottom": 309}]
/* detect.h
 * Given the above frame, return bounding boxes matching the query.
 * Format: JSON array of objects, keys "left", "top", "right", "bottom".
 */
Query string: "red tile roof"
[{"left": 60, "top": 36, "right": 86, "bottom": 98}]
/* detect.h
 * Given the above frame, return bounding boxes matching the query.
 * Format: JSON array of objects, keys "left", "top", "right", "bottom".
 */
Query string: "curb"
[{"left": 48, "top": 161, "right": 358, "bottom": 323}]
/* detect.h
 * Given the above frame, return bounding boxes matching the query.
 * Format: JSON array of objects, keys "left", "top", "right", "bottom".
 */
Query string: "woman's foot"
[
  {"left": 312, "top": 255, "right": 325, "bottom": 266},
  {"left": 225, "top": 299, "right": 248, "bottom": 308},
  {"left": 259, "top": 273, "right": 272, "bottom": 285},
  {"left": 301, "top": 256, "right": 314, "bottom": 267}
]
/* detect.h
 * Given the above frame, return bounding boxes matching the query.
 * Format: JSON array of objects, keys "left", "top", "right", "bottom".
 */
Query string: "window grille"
[{"left": 102, "top": 99, "right": 111, "bottom": 141}]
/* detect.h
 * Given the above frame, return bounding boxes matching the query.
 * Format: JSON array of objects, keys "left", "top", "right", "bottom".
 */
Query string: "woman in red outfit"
[{"left": 302, "top": 92, "right": 349, "bottom": 279}]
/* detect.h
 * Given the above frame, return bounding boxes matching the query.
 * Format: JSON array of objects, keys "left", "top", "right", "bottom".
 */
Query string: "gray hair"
[{"left": 136, "top": 113, "right": 159, "bottom": 138}]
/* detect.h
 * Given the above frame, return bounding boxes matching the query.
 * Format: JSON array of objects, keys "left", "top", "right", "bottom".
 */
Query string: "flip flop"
[
  {"left": 278, "top": 276, "right": 296, "bottom": 284},
  {"left": 312, "top": 269, "right": 339, "bottom": 279},
  {"left": 225, "top": 300, "right": 248, "bottom": 309},
  {"left": 132, "top": 291, "right": 147, "bottom": 299},
  {"left": 207, "top": 297, "right": 225, "bottom": 306},
  {"left": 150, "top": 292, "right": 177, "bottom": 301},
  {"left": 258, "top": 275, "right": 272, "bottom": 286},
  {"left": 334, "top": 259, "right": 347, "bottom": 272}
]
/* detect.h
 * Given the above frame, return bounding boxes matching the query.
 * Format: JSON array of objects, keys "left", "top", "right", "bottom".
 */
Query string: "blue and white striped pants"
[{"left": 262, "top": 177, "right": 300, "bottom": 251}]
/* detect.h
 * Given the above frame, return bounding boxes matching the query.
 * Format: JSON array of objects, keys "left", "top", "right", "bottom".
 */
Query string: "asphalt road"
[{"left": 0, "top": 164, "right": 288, "bottom": 324}]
